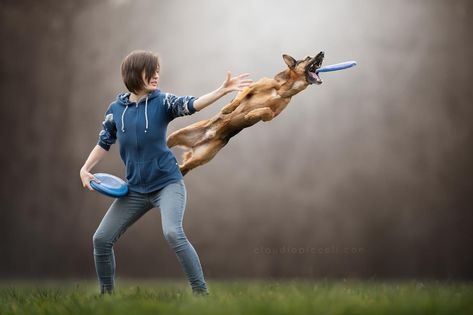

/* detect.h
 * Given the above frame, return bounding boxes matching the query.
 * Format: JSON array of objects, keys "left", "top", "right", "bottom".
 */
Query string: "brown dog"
[{"left": 167, "top": 52, "right": 325, "bottom": 175}]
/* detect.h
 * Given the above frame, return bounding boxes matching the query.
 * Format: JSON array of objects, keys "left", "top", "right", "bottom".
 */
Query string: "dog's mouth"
[{"left": 306, "top": 51, "right": 325, "bottom": 85}]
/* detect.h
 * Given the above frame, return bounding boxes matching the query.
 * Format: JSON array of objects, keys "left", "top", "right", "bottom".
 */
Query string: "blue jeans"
[{"left": 92, "top": 179, "right": 208, "bottom": 294}]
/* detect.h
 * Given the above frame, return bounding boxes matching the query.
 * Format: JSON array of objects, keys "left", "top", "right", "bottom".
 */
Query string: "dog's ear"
[{"left": 282, "top": 54, "right": 296, "bottom": 69}]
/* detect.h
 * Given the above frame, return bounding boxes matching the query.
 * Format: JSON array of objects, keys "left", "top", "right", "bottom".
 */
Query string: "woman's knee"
[
  {"left": 93, "top": 232, "right": 113, "bottom": 250},
  {"left": 163, "top": 227, "right": 187, "bottom": 247}
]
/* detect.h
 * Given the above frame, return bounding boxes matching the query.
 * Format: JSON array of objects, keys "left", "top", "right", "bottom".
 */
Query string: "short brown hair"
[{"left": 121, "top": 50, "right": 160, "bottom": 94}]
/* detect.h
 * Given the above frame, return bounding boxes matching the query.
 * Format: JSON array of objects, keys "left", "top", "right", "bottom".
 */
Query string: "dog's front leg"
[
  {"left": 244, "top": 108, "right": 275, "bottom": 122},
  {"left": 221, "top": 100, "right": 240, "bottom": 114}
]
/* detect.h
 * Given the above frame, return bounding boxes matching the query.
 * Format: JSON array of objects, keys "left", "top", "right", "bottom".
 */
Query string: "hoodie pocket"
[
  {"left": 140, "top": 155, "right": 178, "bottom": 185},
  {"left": 157, "top": 154, "right": 177, "bottom": 171},
  {"left": 126, "top": 155, "right": 178, "bottom": 186},
  {"left": 125, "top": 161, "right": 141, "bottom": 185}
]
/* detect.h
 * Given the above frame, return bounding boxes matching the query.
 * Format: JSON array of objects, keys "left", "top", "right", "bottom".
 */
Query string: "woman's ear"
[{"left": 282, "top": 54, "right": 296, "bottom": 69}]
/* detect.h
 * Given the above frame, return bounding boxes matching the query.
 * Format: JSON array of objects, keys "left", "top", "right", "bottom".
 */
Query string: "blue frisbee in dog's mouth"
[{"left": 316, "top": 61, "right": 357, "bottom": 73}]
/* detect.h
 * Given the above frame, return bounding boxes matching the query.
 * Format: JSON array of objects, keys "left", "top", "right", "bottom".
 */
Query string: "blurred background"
[{"left": 1, "top": 0, "right": 472, "bottom": 281}]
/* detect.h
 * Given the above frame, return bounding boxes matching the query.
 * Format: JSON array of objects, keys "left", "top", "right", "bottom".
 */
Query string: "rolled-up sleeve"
[
  {"left": 163, "top": 92, "right": 198, "bottom": 121},
  {"left": 97, "top": 106, "right": 117, "bottom": 151}
]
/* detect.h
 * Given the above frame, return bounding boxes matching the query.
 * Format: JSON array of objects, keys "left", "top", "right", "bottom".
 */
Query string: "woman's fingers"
[
  {"left": 239, "top": 81, "right": 253, "bottom": 87},
  {"left": 224, "top": 72, "right": 252, "bottom": 92},
  {"left": 86, "top": 182, "right": 94, "bottom": 191},
  {"left": 82, "top": 178, "right": 93, "bottom": 190},
  {"left": 233, "top": 74, "right": 251, "bottom": 82},
  {"left": 237, "top": 82, "right": 253, "bottom": 87},
  {"left": 80, "top": 171, "right": 100, "bottom": 192},
  {"left": 87, "top": 176, "right": 99, "bottom": 191},
  {"left": 237, "top": 73, "right": 251, "bottom": 78}
]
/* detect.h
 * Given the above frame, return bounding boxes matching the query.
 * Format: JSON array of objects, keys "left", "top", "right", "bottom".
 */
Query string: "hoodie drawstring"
[
  {"left": 121, "top": 96, "right": 149, "bottom": 133},
  {"left": 144, "top": 96, "right": 149, "bottom": 133},
  {"left": 121, "top": 105, "right": 128, "bottom": 132}
]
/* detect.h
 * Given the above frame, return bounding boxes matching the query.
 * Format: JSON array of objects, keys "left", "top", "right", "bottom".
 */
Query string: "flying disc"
[
  {"left": 317, "top": 61, "right": 357, "bottom": 73},
  {"left": 90, "top": 173, "right": 128, "bottom": 198}
]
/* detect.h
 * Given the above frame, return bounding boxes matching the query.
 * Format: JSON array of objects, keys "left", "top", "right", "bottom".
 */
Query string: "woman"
[{"left": 79, "top": 50, "right": 252, "bottom": 295}]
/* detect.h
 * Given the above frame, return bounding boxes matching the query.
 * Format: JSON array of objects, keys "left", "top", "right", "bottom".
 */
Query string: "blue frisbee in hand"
[
  {"left": 317, "top": 61, "right": 357, "bottom": 73},
  {"left": 90, "top": 173, "right": 128, "bottom": 198}
]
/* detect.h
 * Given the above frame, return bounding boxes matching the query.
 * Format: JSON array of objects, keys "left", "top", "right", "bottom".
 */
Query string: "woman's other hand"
[
  {"left": 221, "top": 72, "right": 253, "bottom": 93},
  {"left": 80, "top": 167, "right": 99, "bottom": 191}
]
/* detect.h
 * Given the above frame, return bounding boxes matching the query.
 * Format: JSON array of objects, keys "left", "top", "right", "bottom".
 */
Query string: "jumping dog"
[{"left": 167, "top": 52, "right": 325, "bottom": 175}]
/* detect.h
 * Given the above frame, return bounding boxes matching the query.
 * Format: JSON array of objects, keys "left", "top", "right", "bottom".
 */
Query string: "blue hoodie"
[{"left": 97, "top": 89, "right": 197, "bottom": 193}]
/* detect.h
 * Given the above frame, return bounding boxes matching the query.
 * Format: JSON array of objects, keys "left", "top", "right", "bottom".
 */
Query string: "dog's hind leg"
[{"left": 179, "top": 139, "right": 227, "bottom": 176}]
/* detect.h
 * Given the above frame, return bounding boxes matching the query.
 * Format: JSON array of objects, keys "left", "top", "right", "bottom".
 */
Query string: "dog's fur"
[{"left": 167, "top": 52, "right": 325, "bottom": 175}]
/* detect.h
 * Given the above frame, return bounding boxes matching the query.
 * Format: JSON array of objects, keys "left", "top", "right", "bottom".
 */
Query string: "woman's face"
[{"left": 141, "top": 67, "right": 159, "bottom": 93}]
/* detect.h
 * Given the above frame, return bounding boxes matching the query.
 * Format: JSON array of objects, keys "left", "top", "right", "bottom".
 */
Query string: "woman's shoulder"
[{"left": 105, "top": 92, "right": 130, "bottom": 111}]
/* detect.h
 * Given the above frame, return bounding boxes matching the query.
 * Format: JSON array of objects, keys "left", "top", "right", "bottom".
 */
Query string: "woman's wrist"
[
  {"left": 217, "top": 85, "right": 230, "bottom": 96},
  {"left": 194, "top": 86, "right": 231, "bottom": 111},
  {"left": 81, "top": 165, "right": 91, "bottom": 173}
]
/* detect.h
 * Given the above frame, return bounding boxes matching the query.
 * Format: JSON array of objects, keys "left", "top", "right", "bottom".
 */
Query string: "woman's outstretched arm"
[{"left": 193, "top": 72, "right": 253, "bottom": 111}]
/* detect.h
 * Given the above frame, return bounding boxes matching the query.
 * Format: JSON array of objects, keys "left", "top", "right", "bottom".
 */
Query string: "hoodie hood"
[
  {"left": 117, "top": 89, "right": 161, "bottom": 134},
  {"left": 117, "top": 89, "right": 161, "bottom": 106}
]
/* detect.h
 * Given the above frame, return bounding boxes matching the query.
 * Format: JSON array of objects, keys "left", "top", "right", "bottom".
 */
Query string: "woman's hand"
[
  {"left": 80, "top": 145, "right": 108, "bottom": 191},
  {"left": 220, "top": 72, "right": 253, "bottom": 93},
  {"left": 193, "top": 72, "right": 254, "bottom": 112},
  {"left": 80, "top": 167, "right": 99, "bottom": 191}
]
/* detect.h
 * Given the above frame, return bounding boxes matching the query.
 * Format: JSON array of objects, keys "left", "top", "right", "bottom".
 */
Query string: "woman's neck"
[{"left": 129, "top": 91, "right": 149, "bottom": 103}]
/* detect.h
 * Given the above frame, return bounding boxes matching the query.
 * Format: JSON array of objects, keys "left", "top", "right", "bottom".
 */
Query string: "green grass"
[{"left": 1, "top": 279, "right": 472, "bottom": 315}]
